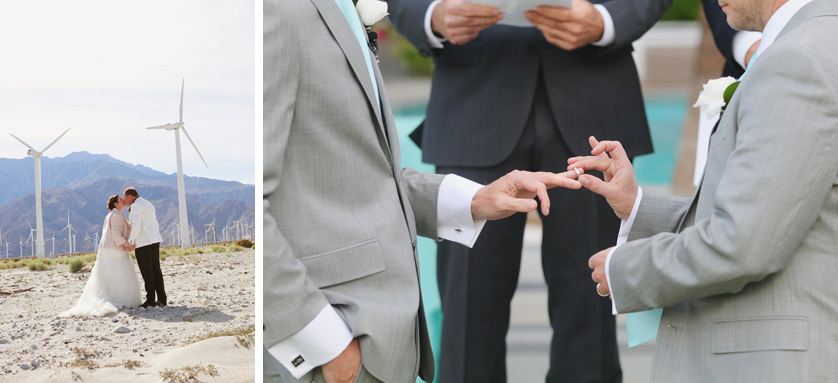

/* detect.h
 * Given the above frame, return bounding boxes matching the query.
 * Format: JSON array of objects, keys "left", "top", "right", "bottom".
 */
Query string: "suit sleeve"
[
  {"left": 598, "top": 0, "right": 672, "bottom": 53},
  {"left": 399, "top": 167, "right": 445, "bottom": 239},
  {"left": 386, "top": 0, "right": 437, "bottom": 55},
  {"left": 127, "top": 205, "right": 141, "bottom": 244},
  {"left": 626, "top": 188, "right": 691, "bottom": 242},
  {"left": 262, "top": 0, "right": 349, "bottom": 376},
  {"left": 609, "top": 44, "right": 838, "bottom": 314}
]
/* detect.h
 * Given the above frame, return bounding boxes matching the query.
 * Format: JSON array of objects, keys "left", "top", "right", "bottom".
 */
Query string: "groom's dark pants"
[
  {"left": 135, "top": 242, "right": 166, "bottom": 304},
  {"left": 435, "top": 73, "right": 622, "bottom": 383}
]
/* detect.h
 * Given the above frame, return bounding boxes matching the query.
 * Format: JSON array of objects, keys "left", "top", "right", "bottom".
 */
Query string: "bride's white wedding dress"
[{"left": 61, "top": 209, "right": 141, "bottom": 317}]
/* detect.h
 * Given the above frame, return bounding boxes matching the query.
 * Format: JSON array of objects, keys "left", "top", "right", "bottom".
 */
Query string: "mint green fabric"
[{"left": 334, "top": 0, "right": 380, "bottom": 112}]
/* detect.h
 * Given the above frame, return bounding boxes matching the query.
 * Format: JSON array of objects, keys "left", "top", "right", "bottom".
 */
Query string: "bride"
[{"left": 61, "top": 195, "right": 142, "bottom": 317}]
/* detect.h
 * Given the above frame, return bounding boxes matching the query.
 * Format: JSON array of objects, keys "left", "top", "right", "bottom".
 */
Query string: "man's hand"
[
  {"left": 321, "top": 338, "right": 361, "bottom": 383},
  {"left": 524, "top": 0, "right": 604, "bottom": 50},
  {"left": 471, "top": 170, "right": 582, "bottom": 221},
  {"left": 744, "top": 39, "right": 761, "bottom": 68},
  {"left": 567, "top": 137, "right": 638, "bottom": 220},
  {"left": 589, "top": 247, "right": 612, "bottom": 297},
  {"left": 432, "top": 0, "right": 502, "bottom": 45}
]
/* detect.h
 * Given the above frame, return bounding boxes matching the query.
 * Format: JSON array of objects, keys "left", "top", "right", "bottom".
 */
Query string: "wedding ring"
[
  {"left": 596, "top": 283, "right": 609, "bottom": 297},
  {"left": 574, "top": 168, "right": 582, "bottom": 177}
]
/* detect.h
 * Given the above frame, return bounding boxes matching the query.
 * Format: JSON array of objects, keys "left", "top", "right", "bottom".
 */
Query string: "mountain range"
[{"left": 0, "top": 152, "right": 254, "bottom": 257}]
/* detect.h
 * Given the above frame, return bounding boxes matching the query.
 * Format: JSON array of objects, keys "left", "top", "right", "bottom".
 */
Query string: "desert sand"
[{"left": 0, "top": 248, "right": 255, "bottom": 382}]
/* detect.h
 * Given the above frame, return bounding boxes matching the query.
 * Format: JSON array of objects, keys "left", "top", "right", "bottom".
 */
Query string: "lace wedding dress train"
[{"left": 60, "top": 248, "right": 142, "bottom": 317}]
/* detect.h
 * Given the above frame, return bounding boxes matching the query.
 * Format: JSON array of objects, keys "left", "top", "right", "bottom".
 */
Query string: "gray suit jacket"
[
  {"left": 263, "top": 0, "right": 444, "bottom": 381},
  {"left": 610, "top": 1, "right": 838, "bottom": 381},
  {"left": 387, "top": 0, "right": 670, "bottom": 166}
]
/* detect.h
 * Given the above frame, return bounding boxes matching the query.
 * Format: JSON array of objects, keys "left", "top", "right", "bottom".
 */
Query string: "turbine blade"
[
  {"left": 41, "top": 127, "right": 71, "bottom": 154},
  {"left": 179, "top": 79, "right": 184, "bottom": 123},
  {"left": 180, "top": 126, "right": 209, "bottom": 168},
  {"left": 9, "top": 134, "right": 37, "bottom": 152},
  {"left": 146, "top": 123, "right": 181, "bottom": 130}
]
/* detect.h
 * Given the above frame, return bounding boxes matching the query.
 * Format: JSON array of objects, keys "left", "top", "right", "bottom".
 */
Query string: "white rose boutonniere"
[
  {"left": 355, "top": 0, "right": 388, "bottom": 26},
  {"left": 693, "top": 76, "right": 739, "bottom": 119}
]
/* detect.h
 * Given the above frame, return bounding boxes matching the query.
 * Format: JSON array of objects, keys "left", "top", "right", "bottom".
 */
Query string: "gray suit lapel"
[{"left": 308, "top": 0, "right": 387, "bottom": 147}]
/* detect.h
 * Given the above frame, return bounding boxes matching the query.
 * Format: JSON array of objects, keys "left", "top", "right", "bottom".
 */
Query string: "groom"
[
  {"left": 263, "top": 1, "right": 585, "bottom": 382},
  {"left": 573, "top": 0, "right": 838, "bottom": 380},
  {"left": 123, "top": 187, "right": 166, "bottom": 308}
]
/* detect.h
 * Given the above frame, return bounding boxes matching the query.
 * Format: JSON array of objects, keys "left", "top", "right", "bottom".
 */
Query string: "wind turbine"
[
  {"left": 146, "top": 80, "right": 208, "bottom": 249},
  {"left": 83, "top": 231, "right": 92, "bottom": 252},
  {"left": 189, "top": 224, "right": 196, "bottom": 247},
  {"left": 60, "top": 212, "right": 77, "bottom": 254},
  {"left": 26, "top": 221, "right": 36, "bottom": 258},
  {"left": 46, "top": 231, "right": 55, "bottom": 257},
  {"left": 9, "top": 128, "right": 71, "bottom": 259},
  {"left": 204, "top": 219, "right": 217, "bottom": 244}
]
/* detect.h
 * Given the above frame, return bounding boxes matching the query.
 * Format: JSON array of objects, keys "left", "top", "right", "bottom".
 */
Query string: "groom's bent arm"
[
  {"left": 127, "top": 204, "right": 142, "bottom": 245},
  {"left": 607, "top": 44, "right": 838, "bottom": 314}
]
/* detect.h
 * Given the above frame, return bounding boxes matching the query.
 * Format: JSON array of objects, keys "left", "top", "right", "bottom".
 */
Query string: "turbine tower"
[
  {"left": 9, "top": 128, "right": 71, "bottom": 259},
  {"left": 60, "top": 212, "right": 77, "bottom": 254},
  {"left": 146, "top": 79, "right": 208, "bottom": 248}
]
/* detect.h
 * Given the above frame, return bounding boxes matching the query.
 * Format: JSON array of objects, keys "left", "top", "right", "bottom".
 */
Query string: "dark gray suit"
[{"left": 387, "top": 1, "right": 669, "bottom": 381}]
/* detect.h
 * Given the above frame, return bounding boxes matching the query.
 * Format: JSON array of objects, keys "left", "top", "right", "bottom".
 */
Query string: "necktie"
[
  {"left": 334, "top": 0, "right": 380, "bottom": 114},
  {"left": 739, "top": 51, "right": 759, "bottom": 80},
  {"left": 625, "top": 51, "right": 760, "bottom": 348}
]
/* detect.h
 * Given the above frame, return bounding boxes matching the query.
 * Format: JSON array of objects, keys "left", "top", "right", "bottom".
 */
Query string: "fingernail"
[{"left": 580, "top": 176, "right": 589, "bottom": 186}]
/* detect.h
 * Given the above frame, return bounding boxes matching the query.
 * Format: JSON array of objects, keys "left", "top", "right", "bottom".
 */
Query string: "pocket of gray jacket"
[
  {"left": 299, "top": 239, "right": 386, "bottom": 288},
  {"left": 711, "top": 316, "right": 808, "bottom": 354}
]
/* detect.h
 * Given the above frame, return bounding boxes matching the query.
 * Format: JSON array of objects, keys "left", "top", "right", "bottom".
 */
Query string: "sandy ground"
[{"left": 0, "top": 249, "right": 255, "bottom": 382}]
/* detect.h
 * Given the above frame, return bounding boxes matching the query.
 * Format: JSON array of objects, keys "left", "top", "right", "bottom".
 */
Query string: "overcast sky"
[{"left": 0, "top": 1, "right": 255, "bottom": 185}]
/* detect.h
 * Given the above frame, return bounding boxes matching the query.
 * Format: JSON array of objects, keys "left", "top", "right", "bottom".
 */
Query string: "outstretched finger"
[
  {"left": 567, "top": 156, "right": 612, "bottom": 173},
  {"left": 532, "top": 170, "right": 583, "bottom": 190}
]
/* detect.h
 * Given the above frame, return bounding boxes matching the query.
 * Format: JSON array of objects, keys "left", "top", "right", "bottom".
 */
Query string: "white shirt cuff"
[
  {"left": 606, "top": 187, "right": 643, "bottom": 314},
  {"left": 591, "top": 4, "right": 615, "bottom": 47},
  {"left": 266, "top": 305, "right": 353, "bottom": 379},
  {"left": 425, "top": 0, "right": 447, "bottom": 49},
  {"left": 437, "top": 174, "right": 486, "bottom": 248},
  {"left": 732, "top": 31, "right": 762, "bottom": 68}
]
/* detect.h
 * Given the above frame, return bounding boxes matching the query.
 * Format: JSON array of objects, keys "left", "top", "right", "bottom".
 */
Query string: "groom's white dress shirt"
[
  {"left": 267, "top": 0, "right": 488, "bottom": 377},
  {"left": 127, "top": 197, "right": 163, "bottom": 248},
  {"left": 605, "top": 0, "right": 814, "bottom": 314}
]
